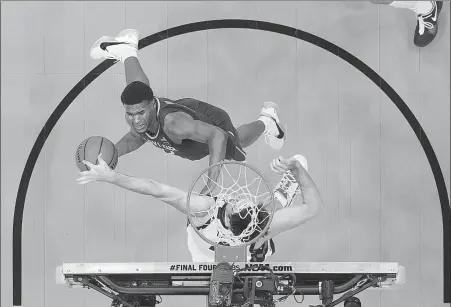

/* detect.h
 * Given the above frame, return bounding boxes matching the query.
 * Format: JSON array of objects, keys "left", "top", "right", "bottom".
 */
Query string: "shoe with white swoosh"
[
  {"left": 414, "top": 1, "right": 443, "bottom": 47},
  {"left": 90, "top": 29, "right": 139, "bottom": 60}
]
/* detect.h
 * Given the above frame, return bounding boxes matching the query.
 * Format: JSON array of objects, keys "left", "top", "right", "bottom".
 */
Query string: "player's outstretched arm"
[
  {"left": 115, "top": 129, "right": 146, "bottom": 157},
  {"left": 164, "top": 112, "right": 228, "bottom": 193},
  {"left": 258, "top": 156, "right": 324, "bottom": 244},
  {"left": 76, "top": 154, "right": 213, "bottom": 215},
  {"left": 105, "top": 173, "right": 190, "bottom": 214}
]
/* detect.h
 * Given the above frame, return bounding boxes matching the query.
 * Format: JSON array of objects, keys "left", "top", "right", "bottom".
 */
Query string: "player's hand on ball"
[{"left": 76, "top": 154, "right": 116, "bottom": 184}]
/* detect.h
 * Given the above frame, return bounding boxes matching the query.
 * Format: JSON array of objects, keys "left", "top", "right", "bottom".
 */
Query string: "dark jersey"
[{"left": 139, "top": 97, "right": 245, "bottom": 161}]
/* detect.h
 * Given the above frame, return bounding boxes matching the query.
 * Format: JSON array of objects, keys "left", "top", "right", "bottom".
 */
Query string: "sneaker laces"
[
  {"left": 264, "top": 134, "right": 273, "bottom": 146},
  {"left": 417, "top": 4, "right": 436, "bottom": 35},
  {"left": 417, "top": 15, "right": 434, "bottom": 35}
]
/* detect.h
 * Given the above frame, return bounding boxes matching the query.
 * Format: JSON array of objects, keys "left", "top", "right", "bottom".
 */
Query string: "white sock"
[
  {"left": 107, "top": 45, "right": 138, "bottom": 63},
  {"left": 389, "top": 1, "right": 433, "bottom": 15},
  {"left": 258, "top": 116, "right": 276, "bottom": 135},
  {"left": 119, "top": 46, "right": 138, "bottom": 63}
]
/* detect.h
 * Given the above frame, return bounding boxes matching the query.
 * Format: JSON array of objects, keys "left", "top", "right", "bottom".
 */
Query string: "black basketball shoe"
[{"left": 414, "top": 1, "right": 443, "bottom": 47}]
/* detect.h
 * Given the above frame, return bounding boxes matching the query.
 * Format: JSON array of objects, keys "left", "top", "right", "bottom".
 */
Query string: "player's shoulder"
[
  {"left": 161, "top": 112, "right": 190, "bottom": 137},
  {"left": 163, "top": 109, "right": 192, "bottom": 123},
  {"left": 159, "top": 98, "right": 185, "bottom": 115},
  {"left": 158, "top": 97, "right": 181, "bottom": 106},
  {"left": 162, "top": 111, "right": 181, "bottom": 124},
  {"left": 159, "top": 97, "right": 198, "bottom": 127}
]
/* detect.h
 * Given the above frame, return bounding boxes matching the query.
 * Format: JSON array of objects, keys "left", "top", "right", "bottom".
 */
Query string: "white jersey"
[
  {"left": 186, "top": 205, "right": 275, "bottom": 262},
  {"left": 185, "top": 154, "right": 308, "bottom": 262}
]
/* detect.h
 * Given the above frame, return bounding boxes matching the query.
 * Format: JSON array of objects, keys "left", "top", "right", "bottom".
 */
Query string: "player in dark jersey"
[{"left": 90, "top": 29, "right": 285, "bottom": 192}]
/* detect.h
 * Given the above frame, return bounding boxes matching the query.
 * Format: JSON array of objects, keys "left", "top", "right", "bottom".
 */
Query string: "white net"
[{"left": 187, "top": 161, "right": 275, "bottom": 247}]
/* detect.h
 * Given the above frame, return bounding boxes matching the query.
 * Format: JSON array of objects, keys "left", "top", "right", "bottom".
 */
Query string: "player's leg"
[
  {"left": 124, "top": 57, "right": 150, "bottom": 86},
  {"left": 90, "top": 29, "right": 150, "bottom": 86},
  {"left": 235, "top": 121, "right": 265, "bottom": 148},
  {"left": 190, "top": 99, "right": 285, "bottom": 154},
  {"left": 236, "top": 102, "right": 285, "bottom": 150},
  {"left": 370, "top": 1, "right": 442, "bottom": 47}
]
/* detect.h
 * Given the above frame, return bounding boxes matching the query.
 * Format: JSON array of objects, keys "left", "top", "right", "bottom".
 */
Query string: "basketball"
[{"left": 75, "top": 136, "right": 118, "bottom": 171}]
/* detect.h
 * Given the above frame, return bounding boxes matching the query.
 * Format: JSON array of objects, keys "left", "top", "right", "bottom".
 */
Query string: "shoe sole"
[{"left": 415, "top": 1, "right": 443, "bottom": 47}]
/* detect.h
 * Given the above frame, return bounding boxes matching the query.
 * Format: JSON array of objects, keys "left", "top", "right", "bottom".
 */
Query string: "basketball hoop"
[{"left": 186, "top": 161, "right": 276, "bottom": 249}]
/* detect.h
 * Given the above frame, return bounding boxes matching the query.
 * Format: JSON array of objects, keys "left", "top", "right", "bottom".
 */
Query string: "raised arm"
[
  {"left": 108, "top": 172, "right": 191, "bottom": 214},
  {"left": 76, "top": 155, "right": 214, "bottom": 215},
  {"left": 115, "top": 129, "right": 146, "bottom": 157},
  {"left": 260, "top": 156, "right": 324, "bottom": 243}
]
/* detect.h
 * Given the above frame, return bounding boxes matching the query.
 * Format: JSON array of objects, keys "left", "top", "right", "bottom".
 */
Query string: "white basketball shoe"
[
  {"left": 258, "top": 102, "right": 285, "bottom": 150},
  {"left": 273, "top": 154, "right": 308, "bottom": 208},
  {"left": 90, "top": 29, "right": 140, "bottom": 62}
]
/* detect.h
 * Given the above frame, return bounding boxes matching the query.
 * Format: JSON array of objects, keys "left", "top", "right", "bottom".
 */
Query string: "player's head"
[
  {"left": 227, "top": 201, "right": 270, "bottom": 243},
  {"left": 121, "top": 81, "right": 156, "bottom": 133}
]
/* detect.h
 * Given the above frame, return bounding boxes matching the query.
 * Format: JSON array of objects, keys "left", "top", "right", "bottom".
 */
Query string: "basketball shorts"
[{"left": 175, "top": 98, "right": 246, "bottom": 162}]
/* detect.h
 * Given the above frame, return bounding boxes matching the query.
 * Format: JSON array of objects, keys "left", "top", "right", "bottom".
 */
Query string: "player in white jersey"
[{"left": 76, "top": 154, "right": 323, "bottom": 262}]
